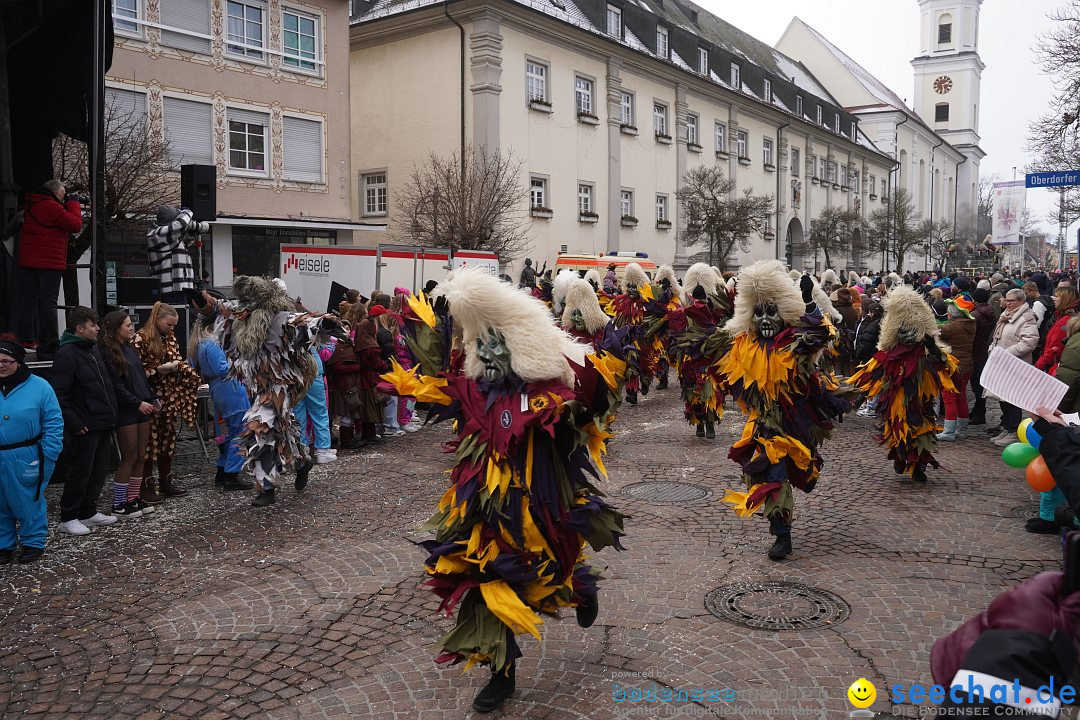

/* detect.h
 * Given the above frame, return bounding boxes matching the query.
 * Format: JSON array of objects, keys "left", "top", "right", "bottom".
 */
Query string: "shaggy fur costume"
[
  {"left": 584, "top": 268, "right": 602, "bottom": 290},
  {"left": 726, "top": 260, "right": 807, "bottom": 337},
  {"left": 562, "top": 279, "right": 612, "bottom": 336},
  {"left": 218, "top": 276, "right": 325, "bottom": 491},
  {"left": 851, "top": 285, "right": 957, "bottom": 478},
  {"left": 810, "top": 277, "right": 844, "bottom": 324},
  {"left": 821, "top": 269, "right": 839, "bottom": 287},
  {"left": 848, "top": 271, "right": 861, "bottom": 286},
  {"left": 654, "top": 265, "right": 681, "bottom": 295},
  {"left": 435, "top": 269, "right": 582, "bottom": 388},
  {"left": 681, "top": 262, "right": 720, "bottom": 302}
]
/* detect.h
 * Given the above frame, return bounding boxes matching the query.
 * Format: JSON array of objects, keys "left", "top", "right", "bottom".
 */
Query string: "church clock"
[{"left": 933, "top": 75, "right": 953, "bottom": 94}]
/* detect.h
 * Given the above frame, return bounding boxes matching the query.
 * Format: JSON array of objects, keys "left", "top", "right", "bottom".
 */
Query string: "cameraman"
[
  {"left": 14, "top": 179, "right": 85, "bottom": 360},
  {"left": 146, "top": 206, "right": 209, "bottom": 305}
]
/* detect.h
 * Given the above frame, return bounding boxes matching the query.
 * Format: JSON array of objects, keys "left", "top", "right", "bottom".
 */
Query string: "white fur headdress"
[
  {"left": 788, "top": 269, "right": 802, "bottom": 280},
  {"left": 810, "top": 276, "right": 843, "bottom": 323},
  {"left": 552, "top": 268, "right": 578, "bottom": 316},
  {"left": 681, "top": 262, "right": 719, "bottom": 302},
  {"left": 848, "top": 270, "right": 860, "bottom": 286},
  {"left": 711, "top": 266, "right": 724, "bottom": 279},
  {"left": 821, "top": 269, "right": 839, "bottom": 286},
  {"left": 561, "top": 279, "right": 611, "bottom": 335},
  {"left": 725, "top": 260, "right": 807, "bottom": 336},
  {"left": 654, "top": 264, "right": 681, "bottom": 294},
  {"left": 436, "top": 268, "right": 582, "bottom": 386},
  {"left": 584, "top": 268, "right": 602, "bottom": 290},
  {"left": 877, "top": 285, "right": 947, "bottom": 353},
  {"left": 726, "top": 276, "right": 736, "bottom": 292},
  {"left": 624, "top": 262, "right": 649, "bottom": 290}
]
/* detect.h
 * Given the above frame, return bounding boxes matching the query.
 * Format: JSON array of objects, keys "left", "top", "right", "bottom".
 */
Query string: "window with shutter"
[
  {"left": 163, "top": 97, "right": 213, "bottom": 166},
  {"left": 160, "top": 0, "right": 211, "bottom": 54},
  {"left": 106, "top": 88, "right": 147, "bottom": 127},
  {"left": 283, "top": 116, "right": 324, "bottom": 183}
]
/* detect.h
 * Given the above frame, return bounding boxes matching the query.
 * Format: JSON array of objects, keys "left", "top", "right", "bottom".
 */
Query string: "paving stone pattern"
[{"left": 0, "top": 390, "right": 1061, "bottom": 719}]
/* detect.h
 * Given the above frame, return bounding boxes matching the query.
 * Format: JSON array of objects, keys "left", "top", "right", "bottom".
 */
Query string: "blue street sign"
[{"left": 1026, "top": 171, "right": 1080, "bottom": 188}]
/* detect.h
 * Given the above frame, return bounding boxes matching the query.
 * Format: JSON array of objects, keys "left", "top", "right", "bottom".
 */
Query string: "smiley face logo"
[{"left": 847, "top": 678, "right": 876, "bottom": 709}]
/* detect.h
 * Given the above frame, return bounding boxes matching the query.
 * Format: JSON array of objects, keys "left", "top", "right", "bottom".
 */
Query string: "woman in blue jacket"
[
  {"left": 189, "top": 316, "right": 251, "bottom": 491},
  {"left": 0, "top": 340, "right": 64, "bottom": 563}
]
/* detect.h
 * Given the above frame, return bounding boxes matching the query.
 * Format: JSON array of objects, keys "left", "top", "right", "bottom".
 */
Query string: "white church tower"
[{"left": 911, "top": 0, "right": 985, "bottom": 234}]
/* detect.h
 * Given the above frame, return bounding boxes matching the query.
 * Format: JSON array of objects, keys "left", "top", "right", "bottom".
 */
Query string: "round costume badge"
[{"left": 500, "top": 410, "right": 512, "bottom": 428}]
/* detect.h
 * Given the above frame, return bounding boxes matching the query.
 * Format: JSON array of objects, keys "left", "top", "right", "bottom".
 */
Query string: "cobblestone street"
[{"left": 0, "top": 387, "right": 1061, "bottom": 719}]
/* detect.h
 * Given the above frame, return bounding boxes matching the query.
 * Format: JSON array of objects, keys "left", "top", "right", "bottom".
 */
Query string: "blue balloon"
[{"left": 1027, "top": 424, "right": 1042, "bottom": 450}]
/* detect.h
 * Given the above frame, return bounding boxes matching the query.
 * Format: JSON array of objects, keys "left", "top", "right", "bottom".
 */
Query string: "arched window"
[
  {"left": 938, "top": 14, "right": 953, "bottom": 44},
  {"left": 935, "top": 103, "right": 949, "bottom": 122}
]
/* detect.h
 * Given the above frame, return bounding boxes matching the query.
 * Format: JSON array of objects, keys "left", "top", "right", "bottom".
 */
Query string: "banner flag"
[{"left": 992, "top": 180, "right": 1026, "bottom": 246}]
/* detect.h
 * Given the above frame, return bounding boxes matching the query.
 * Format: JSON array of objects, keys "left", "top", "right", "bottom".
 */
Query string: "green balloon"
[{"left": 1002, "top": 442, "right": 1039, "bottom": 469}]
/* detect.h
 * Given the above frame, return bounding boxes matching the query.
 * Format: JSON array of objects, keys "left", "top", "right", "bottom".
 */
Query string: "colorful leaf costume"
[
  {"left": 717, "top": 260, "right": 852, "bottom": 560},
  {"left": 849, "top": 284, "right": 958, "bottom": 481},
  {"left": 380, "top": 269, "right": 627, "bottom": 678}
]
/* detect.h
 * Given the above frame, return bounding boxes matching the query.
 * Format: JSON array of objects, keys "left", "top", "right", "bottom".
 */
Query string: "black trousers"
[
  {"left": 15, "top": 266, "right": 62, "bottom": 349},
  {"left": 59, "top": 429, "right": 112, "bottom": 522},
  {"left": 999, "top": 401, "right": 1022, "bottom": 433}
]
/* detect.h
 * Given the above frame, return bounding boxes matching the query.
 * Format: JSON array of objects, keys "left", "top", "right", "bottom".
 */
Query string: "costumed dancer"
[
  {"left": 649, "top": 265, "right": 682, "bottom": 391},
  {"left": 849, "top": 285, "right": 958, "bottom": 483},
  {"left": 551, "top": 268, "right": 578, "bottom": 319},
  {"left": 718, "top": 261, "right": 852, "bottom": 560},
  {"left": 668, "top": 263, "right": 732, "bottom": 440},
  {"left": 205, "top": 277, "right": 345, "bottom": 506},
  {"left": 611, "top": 262, "right": 656, "bottom": 405},
  {"left": 379, "top": 269, "right": 627, "bottom": 714},
  {"left": 189, "top": 309, "right": 253, "bottom": 492},
  {"left": 584, "top": 268, "right": 602, "bottom": 293}
]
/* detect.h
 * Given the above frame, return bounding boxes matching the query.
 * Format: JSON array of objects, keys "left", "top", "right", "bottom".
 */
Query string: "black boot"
[
  {"left": 641, "top": 380, "right": 650, "bottom": 396},
  {"left": 473, "top": 662, "right": 515, "bottom": 713},
  {"left": 912, "top": 464, "right": 928, "bottom": 482},
  {"left": 893, "top": 459, "right": 906, "bottom": 475},
  {"left": 704, "top": 420, "right": 716, "bottom": 440},
  {"left": 252, "top": 489, "right": 276, "bottom": 507},
  {"left": 768, "top": 533, "right": 792, "bottom": 561},
  {"left": 576, "top": 594, "right": 598, "bottom": 628},
  {"left": 657, "top": 375, "right": 668, "bottom": 390},
  {"left": 969, "top": 398, "right": 987, "bottom": 425},
  {"left": 221, "top": 472, "right": 253, "bottom": 491},
  {"left": 1025, "top": 517, "right": 1059, "bottom": 534},
  {"left": 295, "top": 458, "right": 314, "bottom": 492},
  {"left": 696, "top": 423, "right": 706, "bottom": 438},
  {"left": 215, "top": 465, "right": 226, "bottom": 486},
  {"left": 626, "top": 390, "right": 638, "bottom": 406}
]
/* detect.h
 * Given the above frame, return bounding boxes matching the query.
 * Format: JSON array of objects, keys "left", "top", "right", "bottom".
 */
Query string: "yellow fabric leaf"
[
  {"left": 721, "top": 486, "right": 766, "bottom": 518},
  {"left": 407, "top": 292, "right": 437, "bottom": 329},
  {"left": 590, "top": 352, "right": 627, "bottom": 392},
  {"left": 480, "top": 580, "right": 545, "bottom": 640},
  {"left": 583, "top": 421, "right": 614, "bottom": 478}
]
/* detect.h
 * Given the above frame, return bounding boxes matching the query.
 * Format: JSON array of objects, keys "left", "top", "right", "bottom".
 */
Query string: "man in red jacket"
[{"left": 15, "top": 180, "right": 83, "bottom": 359}]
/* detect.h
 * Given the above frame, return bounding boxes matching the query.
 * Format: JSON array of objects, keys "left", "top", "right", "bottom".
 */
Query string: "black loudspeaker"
[
  {"left": 117, "top": 277, "right": 162, "bottom": 306},
  {"left": 181, "top": 164, "right": 217, "bottom": 221}
]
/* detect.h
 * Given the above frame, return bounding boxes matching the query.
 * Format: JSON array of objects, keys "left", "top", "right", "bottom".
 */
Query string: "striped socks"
[
  {"left": 113, "top": 482, "right": 128, "bottom": 509},
  {"left": 127, "top": 477, "right": 143, "bottom": 502}
]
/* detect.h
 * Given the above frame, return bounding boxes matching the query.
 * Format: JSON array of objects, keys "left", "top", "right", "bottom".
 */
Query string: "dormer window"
[
  {"left": 816, "top": 104, "right": 822, "bottom": 125},
  {"left": 833, "top": 114, "right": 840, "bottom": 134},
  {"left": 763, "top": 78, "right": 771, "bottom": 102},
  {"left": 730, "top": 62, "right": 740, "bottom": 88},
  {"left": 656, "top": 25, "right": 669, "bottom": 58},
  {"left": 606, "top": 4, "right": 621, "bottom": 38},
  {"left": 795, "top": 95, "right": 803, "bottom": 117},
  {"left": 698, "top": 47, "right": 708, "bottom": 74},
  {"left": 938, "top": 21, "right": 952, "bottom": 43}
]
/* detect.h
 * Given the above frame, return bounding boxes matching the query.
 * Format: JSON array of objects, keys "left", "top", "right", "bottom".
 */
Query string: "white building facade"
[{"left": 350, "top": 0, "right": 897, "bottom": 278}]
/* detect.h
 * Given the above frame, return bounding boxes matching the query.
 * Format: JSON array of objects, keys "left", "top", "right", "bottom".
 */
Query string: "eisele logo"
[{"left": 283, "top": 254, "right": 331, "bottom": 277}]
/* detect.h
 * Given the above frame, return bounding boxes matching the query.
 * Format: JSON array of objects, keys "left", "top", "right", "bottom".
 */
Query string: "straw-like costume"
[
  {"left": 849, "top": 285, "right": 958, "bottom": 482},
  {"left": 610, "top": 262, "right": 657, "bottom": 405}
]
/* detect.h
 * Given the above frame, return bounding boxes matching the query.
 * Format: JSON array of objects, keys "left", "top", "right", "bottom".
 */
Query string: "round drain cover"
[
  {"left": 622, "top": 481, "right": 710, "bottom": 503},
  {"left": 1011, "top": 504, "right": 1037, "bottom": 520},
  {"left": 704, "top": 581, "right": 850, "bottom": 631}
]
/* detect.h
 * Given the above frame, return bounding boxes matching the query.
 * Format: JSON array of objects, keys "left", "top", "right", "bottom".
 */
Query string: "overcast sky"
[{"left": 697, "top": 0, "right": 1076, "bottom": 247}]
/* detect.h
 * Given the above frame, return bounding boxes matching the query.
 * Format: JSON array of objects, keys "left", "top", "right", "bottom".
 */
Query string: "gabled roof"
[{"left": 352, "top": 0, "right": 887, "bottom": 154}]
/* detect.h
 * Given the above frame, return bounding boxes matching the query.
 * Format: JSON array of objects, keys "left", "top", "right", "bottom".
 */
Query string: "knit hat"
[
  {"left": 953, "top": 295, "right": 975, "bottom": 314},
  {"left": 394, "top": 286, "right": 410, "bottom": 296},
  {"left": 946, "top": 298, "right": 972, "bottom": 319},
  {"left": 0, "top": 340, "right": 26, "bottom": 363},
  {"left": 973, "top": 287, "right": 991, "bottom": 303},
  {"left": 932, "top": 300, "right": 949, "bottom": 321},
  {"left": 977, "top": 279, "right": 991, "bottom": 290},
  {"left": 368, "top": 304, "right": 388, "bottom": 318},
  {"left": 952, "top": 276, "right": 972, "bottom": 292},
  {"left": 991, "top": 273, "right": 1004, "bottom": 284}
]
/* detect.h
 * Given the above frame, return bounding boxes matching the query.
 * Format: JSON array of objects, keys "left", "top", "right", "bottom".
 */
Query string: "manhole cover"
[
  {"left": 1011, "top": 504, "right": 1037, "bottom": 520},
  {"left": 622, "top": 481, "right": 710, "bottom": 503},
  {"left": 704, "top": 581, "right": 850, "bottom": 631}
]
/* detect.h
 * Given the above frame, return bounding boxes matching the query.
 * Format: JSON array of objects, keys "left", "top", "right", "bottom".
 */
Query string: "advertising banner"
[{"left": 992, "top": 181, "right": 1026, "bottom": 246}]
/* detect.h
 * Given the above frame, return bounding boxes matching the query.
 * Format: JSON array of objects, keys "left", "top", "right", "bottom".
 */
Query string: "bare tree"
[
  {"left": 867, "top": 187, "right": 921, "bottom": 272},
  {"left": 396, "top": 145, "right": 531, "bottom": 259},
  {"left": 915, "top": 218, "right": 953, "bottom": 270},
  {"left": 1028, "top": 1, "right": 1080, "bottom": 164},
  {"left": 53, "top": 97, "right": 179, "bottom": 304},
  {"left": 676, "top": 166, "right": 773, "bottom": 271},
  {"left": 807, "top": 205, "right": 860, "bottom": 270}
]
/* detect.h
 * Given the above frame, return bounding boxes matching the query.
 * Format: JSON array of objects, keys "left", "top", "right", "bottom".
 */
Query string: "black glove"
[
  {"left": 923, "top": 335, "right": 940, "bottom": 356},
  {"left": 800, "top": 275, "right": 814, "bottom": 304},
  {"left": 433, "top": 295, "right": 448, "bottom": 316}
]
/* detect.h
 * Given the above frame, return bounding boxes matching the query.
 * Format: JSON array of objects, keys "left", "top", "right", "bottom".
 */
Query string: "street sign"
[{"left": 1026, "top": 171, "right": 1080, "bottom": 188}]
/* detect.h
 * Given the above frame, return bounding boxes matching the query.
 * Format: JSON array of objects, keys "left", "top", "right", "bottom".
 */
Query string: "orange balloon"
[{"left": 1026, "top": 455, "right": 1056, "bottom": 493}]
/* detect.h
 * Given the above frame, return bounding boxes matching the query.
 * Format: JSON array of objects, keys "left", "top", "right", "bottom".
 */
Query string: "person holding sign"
[{"left": 988, "top": 289, "right": 1040, "bottom": 447}]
